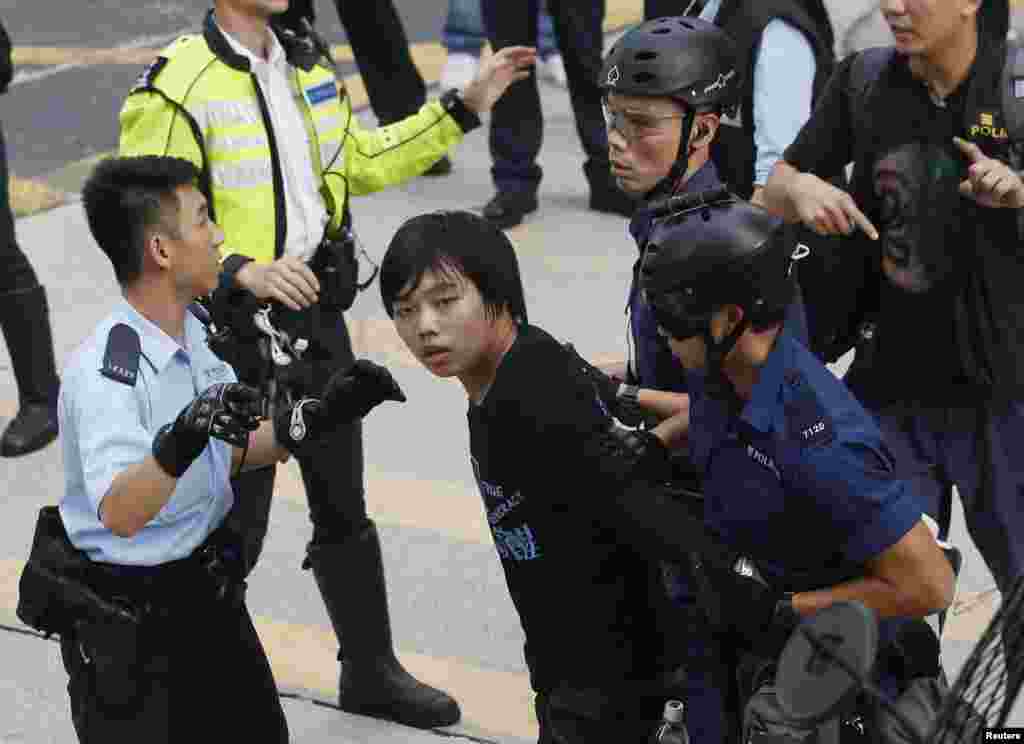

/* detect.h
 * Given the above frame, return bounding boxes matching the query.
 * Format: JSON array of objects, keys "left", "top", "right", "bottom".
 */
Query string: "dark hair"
[
  {"left": 81, "top": 155, "right": 200, "bottom": 286},
  {"left": 380, "top": 210, "right": 528, "bottom": 324}
]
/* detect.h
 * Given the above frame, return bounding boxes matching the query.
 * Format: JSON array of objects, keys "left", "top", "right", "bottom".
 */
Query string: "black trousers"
[
  {"left": 227, "top": 306, "right": 366, "bottom": 571},
  {"left": 283, "top": 0, "right": 426, "bottom": 124},
  {"left": 480, "top": 0, "right": 610, "bottom": 195},
  {"left": 59, "top": 555, "right": 287, "bottom": 743},
  {"left": 335, "top": 0, "right": 426, "bottom": 124},
  {"left": 644, "top": 0, "right": 692, "bottom": 20},
  {"left": 0, "top": 121, "right": 41, "bottom": 294},
  {"left": 534, "top": 688, "right": 664, "bottom": 744}
]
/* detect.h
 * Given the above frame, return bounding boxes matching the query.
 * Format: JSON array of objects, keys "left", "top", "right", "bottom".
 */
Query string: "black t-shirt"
[
  {"left": 467, "top": 324, "right": 666, "bottom": 695},
  {"left": 784, "top": 52, "right": 988, "bottom": 405}
]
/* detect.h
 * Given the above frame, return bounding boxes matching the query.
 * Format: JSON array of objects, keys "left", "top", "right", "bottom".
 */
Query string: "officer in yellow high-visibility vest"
[{"left": 119, "top": 0, "right": 535, "bottom": 729}]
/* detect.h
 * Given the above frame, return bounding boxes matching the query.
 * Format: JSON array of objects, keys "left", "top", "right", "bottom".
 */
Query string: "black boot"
[
  {"left": 0, "top": 285, "right": 59, "bottom": 457},
  {"left": 306, "top": 523, "right": 461, "bottom": 729}
]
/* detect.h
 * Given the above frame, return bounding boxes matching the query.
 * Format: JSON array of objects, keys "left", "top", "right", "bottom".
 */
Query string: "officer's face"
[
  {"left": 605, "top": 92, "right": 687, "bottom": 195},
  {"left": 218, "top": 0, "right": 290, "bottom": 18},
  {"left": 166, "top": 185, "right": 225, "bottom": 299},
  {"left": 392, "top": 267, "right": 504, "bottom": 381},
  {"left": 880, "top": 0, "right": 980, "bottom": 55}
]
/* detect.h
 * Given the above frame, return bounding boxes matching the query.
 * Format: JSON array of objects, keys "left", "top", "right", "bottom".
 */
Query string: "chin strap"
[
  {"left": 702, "top": 315, "right": 750, "bottom": 399},
  {"left": 648, "top": 109, "right": 697, "bottom": 201}
]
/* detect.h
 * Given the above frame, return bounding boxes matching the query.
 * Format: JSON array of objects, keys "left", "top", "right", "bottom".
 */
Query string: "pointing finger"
[{"left": 954, "top": 136, "right": 986, "bottom": 163}]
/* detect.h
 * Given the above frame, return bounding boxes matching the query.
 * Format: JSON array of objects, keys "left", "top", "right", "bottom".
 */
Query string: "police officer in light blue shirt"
[
  {"left": 55, "top": 155, "right": 406, "bottom": 744},
  {"left": 696, "top": 0, "right": 820, "bottom": 198},
  {"left": 640, "top": 195, "right": 956, "bottom": 736},
  {"left": 60, "top": 297, "right": 239, "bottom": 566}
]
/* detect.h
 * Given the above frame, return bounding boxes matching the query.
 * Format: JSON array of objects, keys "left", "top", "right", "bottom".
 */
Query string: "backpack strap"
[{"left": 1001, "top": 39, "right": 1024, "bottom": 165}]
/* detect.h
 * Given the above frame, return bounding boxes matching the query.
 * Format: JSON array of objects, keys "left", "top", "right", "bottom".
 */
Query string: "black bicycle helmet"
[
  {"left": 600, "top": 16, "right": 741, "bottom": 196},
  {"left": 641, "top": 194, "right": 805, "bottom": 392}
]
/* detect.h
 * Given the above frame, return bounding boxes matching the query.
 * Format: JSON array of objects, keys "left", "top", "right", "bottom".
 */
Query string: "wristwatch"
[{"left": 439, "top": 88, "right": 482, "bottom": 134}]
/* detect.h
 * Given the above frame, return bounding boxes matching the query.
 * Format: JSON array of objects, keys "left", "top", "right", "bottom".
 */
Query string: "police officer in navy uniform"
[
  {"left": 763, "top": 0, "right": 1024, "bottom": 597},
  {"left": 639, "top": 196, "right": 956, "bottom": 735},
  {"left": 590, "top": 20, "right": 811, "bottom": 739},
  {"left": 56, "top": 155, "right": 404, "bottom": 742}
]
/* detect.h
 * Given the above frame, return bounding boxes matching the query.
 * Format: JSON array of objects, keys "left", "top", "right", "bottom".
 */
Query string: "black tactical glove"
[
  {"left": 704, "top": 556, "right": 799, "bottom": 657},
  {"left": 322, "top": 359, "right": 406, "bottom": 421},
  {"left": 152, "top": 383, "right": 263, "bottom": 478},
  {"left": 563, "top": 343, "right": 645, "bottom": 427},
  {"left": 586, "top": 421, "right": 673, "bottom": 485},
  {"left": 272, "top": 360, "right": 406, "bottom": 454}
]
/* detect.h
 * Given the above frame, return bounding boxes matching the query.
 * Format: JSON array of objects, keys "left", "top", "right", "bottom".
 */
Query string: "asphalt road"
[{"left": 0, "top": 0, "right": 449, "bottom": 180}]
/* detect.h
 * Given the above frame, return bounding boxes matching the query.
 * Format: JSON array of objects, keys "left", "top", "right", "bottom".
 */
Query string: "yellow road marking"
[
  {"left": 0, "top": 558, "right": 536, "bottom": 741},
  {"left": 9, "top": 0, "right": 643, "bottom": 68}
]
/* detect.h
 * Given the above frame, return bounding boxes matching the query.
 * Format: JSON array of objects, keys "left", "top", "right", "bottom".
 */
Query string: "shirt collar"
[
  {"left": 630, "top": 159, "right": 724, "bottom": 245},
  {"left": 738, "top": 325, "right": 797, "bottom": 434},
  {"left": 113, "top": 298, "right": 189, "bottom": 374},
  {"left": 217, "top": 19, "right": 287, "bottom": 71}
]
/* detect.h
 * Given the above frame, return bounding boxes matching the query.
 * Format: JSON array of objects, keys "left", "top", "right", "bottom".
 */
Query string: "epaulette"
[
  {"left": 783, "top": 371, "right": 835, "bottom": 449},
  {"left": 99, "top": 323, "right": 141, "bottom": 387},
  {"left": 129, "top": 56, "right": 169, "bottom": 95}
]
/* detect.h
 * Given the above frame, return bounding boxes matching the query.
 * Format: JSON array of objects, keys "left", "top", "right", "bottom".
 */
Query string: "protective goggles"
[{"left": 601, "top": 99, "right": 687, "bottom": 142}]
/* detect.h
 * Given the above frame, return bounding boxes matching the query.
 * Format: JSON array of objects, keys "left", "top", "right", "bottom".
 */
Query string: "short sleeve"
[
  {"left": 787, "top": 440, "right": 922, "bottom": 566},
  {"left": 67, "top": 371, "right": 152, "bottom": 516},
  {"left": 782, "top": 54, "right": 858, "bottom": 180},
  {"left": 751, "top": 19, "right": 817, "bottom": 185}
]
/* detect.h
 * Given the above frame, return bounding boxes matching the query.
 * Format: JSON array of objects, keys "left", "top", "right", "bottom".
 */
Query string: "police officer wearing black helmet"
[
  {"left": 596, "top": 17, "right": 809, "bottom": 408},
  {"left": 583, "top": 20, "right": 808, "bottom": 741},
  {"left": 641, "top": 196, "right": 956, "bottom": 739}
]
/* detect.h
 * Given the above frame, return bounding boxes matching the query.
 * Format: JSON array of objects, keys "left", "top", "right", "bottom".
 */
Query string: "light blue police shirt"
[
  {"left": 58, "top": 298, "right": 237, "bottom": 566},
  {"left": 701, "top": 0, "right": 817, "bottom": 186}
]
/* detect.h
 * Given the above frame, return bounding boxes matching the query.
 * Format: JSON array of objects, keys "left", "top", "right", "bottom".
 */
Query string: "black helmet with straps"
[
  {"left": 600, "top": 16, "right": 741, "bottom": 112},
  {"left": 640, "top": 192, "right": 806, "bottom": 392},
  {"left": 600, "top": 16, "right": 741, "bottom": 198}
]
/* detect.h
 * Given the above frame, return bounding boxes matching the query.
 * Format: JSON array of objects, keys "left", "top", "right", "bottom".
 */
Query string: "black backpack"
[{"left": 801, "top": 40, "right": 1024, "bottom": 365}]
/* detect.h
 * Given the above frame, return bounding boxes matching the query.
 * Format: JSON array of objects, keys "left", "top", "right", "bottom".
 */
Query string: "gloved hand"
[
  {"left": 563, "top": 343, "right": 645, "bottom": 428},
  {"left": 272, "top": 360, "right": 406, "bottom": 455},
  {"left": 321, "top": 359, "right": 406, "bottom": 421},
  {"left": 710, "top": 557, "right": 799, "bottom": 657},
  {"left": 152, "top": 383, "right": 263, "bottom": 478},
  {"left": 586, "top": 421, "right": 673, "bottom": 485}
]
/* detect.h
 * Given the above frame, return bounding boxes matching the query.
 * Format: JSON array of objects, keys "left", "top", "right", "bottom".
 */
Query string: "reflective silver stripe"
[
  {"left": 313, "top": 114, "right": 343, "bottom": 134},
  {"left": 192, "top": 98, "right": 262, "bottom": 129},
  {"left": 211, "top": 159, "right": 273, "bottom": 189},
  {"left": 210, "top": 132, "right": 268, "bottom": 153},
  {"left": 319, "top": 141, "right": 345, "bottom": 170}
]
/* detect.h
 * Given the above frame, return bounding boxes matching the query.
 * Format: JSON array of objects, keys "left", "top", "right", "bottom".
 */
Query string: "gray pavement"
[{"left": 1, "top": 6, "right": 1023, "bottom": 743}]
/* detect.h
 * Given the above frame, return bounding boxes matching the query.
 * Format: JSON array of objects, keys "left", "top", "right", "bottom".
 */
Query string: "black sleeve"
[
  {"left": 519, "top": 342, "right": 737, "bottom": 570},
  {"left": 783, "top": 54, "right": 858, "bottom": 181},
  {"left": 599, "top": 477, "right": 738, "bottom": 569}
]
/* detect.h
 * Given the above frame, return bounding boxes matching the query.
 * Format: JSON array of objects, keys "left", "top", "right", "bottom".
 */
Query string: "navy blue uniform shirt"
[{"left": 689, "top": 326, "right": 922, "bottom": 591}]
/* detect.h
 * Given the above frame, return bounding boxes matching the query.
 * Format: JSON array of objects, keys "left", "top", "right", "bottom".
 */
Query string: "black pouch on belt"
[
  {"left": 17, "top": 505, "right": 131, "bottom": 639},
  {"left": 311, "top": 231, "right": 360, "bottom": 312}
]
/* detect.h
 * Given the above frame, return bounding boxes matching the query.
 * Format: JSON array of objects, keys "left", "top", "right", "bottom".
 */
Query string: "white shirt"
[{"left": 219, "top": 22, "right": 329, "bottom": 261}]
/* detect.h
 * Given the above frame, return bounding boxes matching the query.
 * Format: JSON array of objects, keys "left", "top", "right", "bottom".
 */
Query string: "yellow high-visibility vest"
[{"left": 119, "top": 14, "right": 466, "bottom": 264}]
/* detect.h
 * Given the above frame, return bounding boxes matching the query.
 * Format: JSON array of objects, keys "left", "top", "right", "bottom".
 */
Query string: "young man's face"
[
  {"left": 605, "top": 92, "right": 688, "bottom": 196},
  {"left": 392, "top": 267, "right": 501, "bottom": 380},
  {"left": 880, "top": 0, "right": 979, "bottom": 56},
  {"left": 165, "top": 185, "right": 225, "bottom": 299}
]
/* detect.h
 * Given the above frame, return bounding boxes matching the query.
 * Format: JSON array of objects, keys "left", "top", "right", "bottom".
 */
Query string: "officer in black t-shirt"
[
  {"left": 377, "top": 210, "right": 787, "bottom": 744},
  {"left": 762, "top": 0, "right": 1024, "bottom": 595}
]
